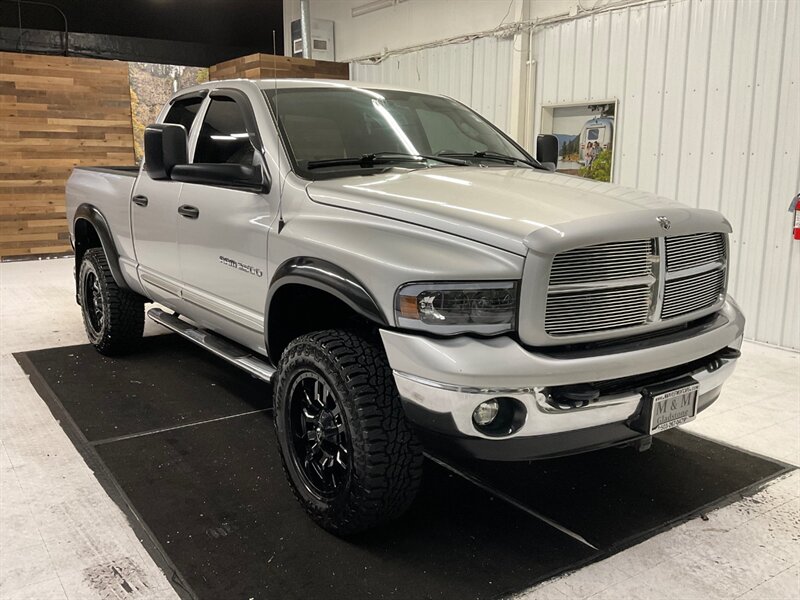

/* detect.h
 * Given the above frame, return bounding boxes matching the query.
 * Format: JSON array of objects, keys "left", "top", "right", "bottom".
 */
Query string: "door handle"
[
  {"left": 132, "top": 195, "right": 148, "bottom": 207},
  {"left": 178, "top": 205, "right": 199, "bottom": 219}
]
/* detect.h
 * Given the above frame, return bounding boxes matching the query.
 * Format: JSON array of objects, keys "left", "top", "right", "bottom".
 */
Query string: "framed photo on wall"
[{"left": 539, "top": 100, "right": 618, "bottom": 183}]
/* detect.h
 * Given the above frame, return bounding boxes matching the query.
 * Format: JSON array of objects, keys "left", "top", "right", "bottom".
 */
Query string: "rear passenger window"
[
  {"left": 164, "top": 97, "right": 204, "bottom": 133},
  {"left": 194, "top": 96, "right": 255, "bottom": 166}
]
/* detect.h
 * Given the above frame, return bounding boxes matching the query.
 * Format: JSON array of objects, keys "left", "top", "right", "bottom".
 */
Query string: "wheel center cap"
[{"left": 314, "top": 411, "right": 337, "bottom": 442}]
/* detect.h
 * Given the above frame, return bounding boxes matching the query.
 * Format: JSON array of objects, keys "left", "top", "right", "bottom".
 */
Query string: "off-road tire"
[
  {"left": 78, "top": 248, "right": 144, "bottom": 355},
  {"left": 273, "top": 329, "right": 424, "bottom": 535}
]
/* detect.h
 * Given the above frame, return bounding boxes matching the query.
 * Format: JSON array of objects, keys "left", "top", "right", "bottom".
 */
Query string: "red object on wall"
[{"left": 793, "top": 194, "right": 800, "bottom": 240}]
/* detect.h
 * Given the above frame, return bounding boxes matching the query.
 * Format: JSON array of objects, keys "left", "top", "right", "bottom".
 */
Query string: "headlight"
[{"left": 395, "top": 281, "right": 517, "bottom": 335}]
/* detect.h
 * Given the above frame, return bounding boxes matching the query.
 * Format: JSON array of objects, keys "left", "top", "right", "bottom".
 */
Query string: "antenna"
[{"left": 273, "top": 29, "right": 285, "bottom": 233}]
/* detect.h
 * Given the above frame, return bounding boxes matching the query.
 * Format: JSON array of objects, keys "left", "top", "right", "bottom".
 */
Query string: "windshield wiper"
[
  {"left": 306, "top": 152, "right": 468, "bottom": 170},
  {"left": 439, "top": 150, "right": 539, "bottom": 168}
]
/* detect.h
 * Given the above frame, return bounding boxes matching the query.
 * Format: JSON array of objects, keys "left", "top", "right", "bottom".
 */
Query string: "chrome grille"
[
  {"left": 549, "top": 240, "right": 653, "bottom": 284},
  {"left": 665, "top": 232, "right": 726, "bottom": 272},
  {"left": 544, "top": 231, "right": 727, "bottom": 338},
  {"left": 545, "top": 286, "right": 651, "bottom": 335},
  {"left": 662, "top": 267, "right": 726, "bottom": 319},
  {"left": 545, "top": 238, "right": 654, "bottom": 335}
]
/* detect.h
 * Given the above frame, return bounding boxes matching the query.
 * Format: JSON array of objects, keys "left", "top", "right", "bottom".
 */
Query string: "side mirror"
[
  {"left": 170, "top": 163, "right": 269, "bottom": 193},
  {"left": 536, "top": 134, "right": 559, "bottom": 172},
  {"left": 144, "top": 123, "right": 188, "bottom": 180}
]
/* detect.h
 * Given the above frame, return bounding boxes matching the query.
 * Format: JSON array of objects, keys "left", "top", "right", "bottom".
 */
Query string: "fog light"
[
  {"left": 473, "top": 399, "right": 500, "bottom": 426},
  {"left": 472, "top": 397, "right": 527, "bottom": 437}
]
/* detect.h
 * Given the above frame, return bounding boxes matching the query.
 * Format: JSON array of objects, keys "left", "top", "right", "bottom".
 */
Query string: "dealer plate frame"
[{"left": 633, "top": 377, "right": 700, "bottom": 435}]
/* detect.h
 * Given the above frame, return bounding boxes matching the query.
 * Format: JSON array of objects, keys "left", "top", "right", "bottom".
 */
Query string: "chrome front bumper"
[{"left": 380, "top": 299, "right": 744, "bottom": 448}]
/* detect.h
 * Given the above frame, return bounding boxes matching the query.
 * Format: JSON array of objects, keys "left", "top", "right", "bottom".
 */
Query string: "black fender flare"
[
  {"left": 73, "top": 204, "right": 129, "bottom": 293},
  {"left": 264, "top": 257, "right": 388, "bottom": 354}
]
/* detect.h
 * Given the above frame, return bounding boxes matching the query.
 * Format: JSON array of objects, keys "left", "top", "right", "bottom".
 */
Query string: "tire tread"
[
  {"left": 80, "top": 248, "right": 144, "bottom": 355},
  {"left": 274, "top": 329, "right": 423, "bottom": 535}
]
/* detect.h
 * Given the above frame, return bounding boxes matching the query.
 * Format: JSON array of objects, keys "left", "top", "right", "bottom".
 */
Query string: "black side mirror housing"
[
  {"left": 536, "top": 134, "right": 559, "bottom": 172},
  {"left": 170, "top": 163, "right": 269, "bottom": 193},
  {"left": 144, "top": 123, "right": 188, "bottom": 180}
]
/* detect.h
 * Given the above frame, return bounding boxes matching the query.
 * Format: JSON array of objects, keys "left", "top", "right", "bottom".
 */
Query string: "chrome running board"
[{"left": 147, "top": 308, "right": 276, "bottom": 383}]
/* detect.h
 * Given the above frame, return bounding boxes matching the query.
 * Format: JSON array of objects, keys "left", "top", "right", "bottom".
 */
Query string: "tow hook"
[
  {"left": 550, "top": 384, "right": 600, "bottom": 408},
  {"left": 708, "top": 347, "right": 741, "bottom": 372},
  {"left": 717, "top": 347, "right": 742, "bottom": 360}
]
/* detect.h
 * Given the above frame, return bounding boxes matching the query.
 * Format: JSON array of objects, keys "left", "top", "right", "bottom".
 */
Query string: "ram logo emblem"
[{"left": 657, "top": 216, "right": 671, "bottom": 230}]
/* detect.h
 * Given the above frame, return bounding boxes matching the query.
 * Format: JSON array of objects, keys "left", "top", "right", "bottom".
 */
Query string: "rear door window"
[
  {"left": 193, "top": 96, "right": 255, "bottom": 166},
  {"left": 164, "top": 96, "right": 204, "bottom": 134}
]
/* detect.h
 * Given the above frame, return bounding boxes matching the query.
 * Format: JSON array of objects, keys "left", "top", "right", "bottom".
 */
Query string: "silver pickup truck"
[{"left": 66, "top": 79, "right": 744, "bottom": 535}]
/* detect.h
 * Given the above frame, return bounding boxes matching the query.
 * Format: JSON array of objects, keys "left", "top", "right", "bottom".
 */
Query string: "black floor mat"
[{"left": 16, "top": 335, "right": 793, "bottom": 600}]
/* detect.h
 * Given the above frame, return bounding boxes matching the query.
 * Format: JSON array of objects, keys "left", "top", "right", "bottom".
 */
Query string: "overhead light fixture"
[{"left": 352, "top": 0, "right": 397, "bottom": 18}]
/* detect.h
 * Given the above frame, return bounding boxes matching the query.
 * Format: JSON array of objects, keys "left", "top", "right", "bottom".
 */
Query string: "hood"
[{"left": 306, "top": 167, "right": 713, "bottom": 255}]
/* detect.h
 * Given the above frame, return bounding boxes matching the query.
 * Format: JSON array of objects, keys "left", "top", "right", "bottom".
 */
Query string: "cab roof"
[{"left": 184, "top": 78, "right": 438, "bottom": 96}]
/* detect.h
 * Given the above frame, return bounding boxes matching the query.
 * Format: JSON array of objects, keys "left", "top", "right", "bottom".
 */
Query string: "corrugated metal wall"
[
  {"left": 350, "top": 0, "right": 799, "bottom": 349},
  {"left": 351, "top": 35, "right": 517, "bottom": 133},
  {"left": 532, "top": 0, "right": 799, "bottom": 349}
]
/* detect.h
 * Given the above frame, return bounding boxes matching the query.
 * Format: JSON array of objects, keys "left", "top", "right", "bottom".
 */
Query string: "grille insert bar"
[
  {"left": 545, "top": 286, "right": 651, "bottom": 335},
  {"left": 549, "top": 239, "right": 653, "bottom": 285},
  {"left": 661, "top": 267, "right": 726, "bottom": 319},
  {"left": 665, "top": 232, "right": 726, "bottom": 272}
]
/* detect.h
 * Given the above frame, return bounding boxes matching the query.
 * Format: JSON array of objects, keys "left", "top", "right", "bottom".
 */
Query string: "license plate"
[{"left": 648, "top": 383, "right": 699, "bottom": 434}]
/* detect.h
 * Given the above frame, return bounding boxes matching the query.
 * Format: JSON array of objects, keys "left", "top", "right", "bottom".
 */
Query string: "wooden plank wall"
[
  {"left": 0, "top": 51, "right": 346, "bottom": 260},
  {"left": 210, "top": 54, "right": 349, "bottom": 81},
  {"left": 0, "top": 52, "right": 135, "bottom": 259}
]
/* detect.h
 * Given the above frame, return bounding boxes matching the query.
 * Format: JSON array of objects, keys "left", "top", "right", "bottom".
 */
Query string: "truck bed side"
[{"left": 66, "top": 166, "right": 145, "bottom": 296}]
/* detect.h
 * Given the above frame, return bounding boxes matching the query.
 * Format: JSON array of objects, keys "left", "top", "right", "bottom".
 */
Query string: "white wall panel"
[
  {"left": 618, "top": 4, "right": 649, "bottom": 186},
  {"left": 737, "top": 0, "right": 790, "bottom": 343},
  {"left": 351, "top": 36, "right": 516, "bottom": 133},
  {"left": 533, "top": 0, "right": 800, "bottom": 348},
  {"left": 588, "top": 11, "right": 612, "bottom": 104},
  {"left": 657, "top": 0, "right": 690, "bottom": 199},
  {"left": 759, "top": 0, "right": 799, "bottom": 345},
  {"left": 696, "top": 0, "right": 737, "bottom": 214},
  {"left": 541, "top": 26, "right": 561, "bottom": 105},
  {"left": 636, "top": 1, "right": 668, "bottom": 194},
  {"left": 674, "top": 0, "right": 713, "bottom": 207},
  {"left": 557, "top": 19, "right": 577, "bottom": 102},
  {"left": 573, "top": 15, "right": 594, "bottom": 102}
]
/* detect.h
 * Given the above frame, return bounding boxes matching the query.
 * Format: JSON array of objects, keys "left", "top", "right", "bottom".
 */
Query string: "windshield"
[{"left": 263, "top": 87, "right": 534, "bottom": 178}]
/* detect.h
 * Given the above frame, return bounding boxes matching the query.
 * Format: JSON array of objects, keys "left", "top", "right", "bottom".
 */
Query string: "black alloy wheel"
[
  {"left": 83, "top": 270, "right": 105, "bottom": 335},
  {"left": 287, "top": 371, "right": 351, "bottom": 498}
]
